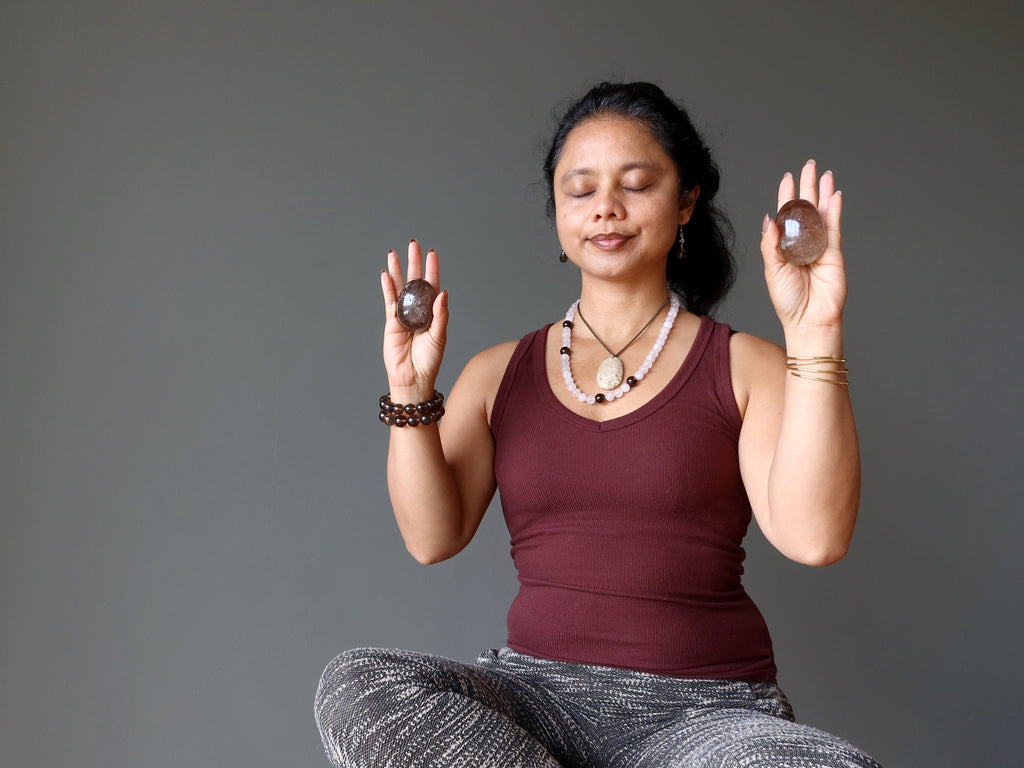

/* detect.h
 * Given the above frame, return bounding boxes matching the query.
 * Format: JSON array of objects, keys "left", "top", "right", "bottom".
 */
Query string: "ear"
[{"left": 678, "top": 185, "right": 700, "bottom": 225}]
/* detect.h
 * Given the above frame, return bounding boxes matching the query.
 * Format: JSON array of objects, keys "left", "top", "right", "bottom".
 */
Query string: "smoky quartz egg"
[
  {"left": 396, "top": 279, "right": 438, "bottom": 332},
  {"left": 776, "top": 199, "right": 827, "bottom": 266}
]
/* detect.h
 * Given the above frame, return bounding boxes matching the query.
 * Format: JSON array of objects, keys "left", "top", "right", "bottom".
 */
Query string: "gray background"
[{"left": 2, "top": 1, "right": 1021, "bottom": 766}]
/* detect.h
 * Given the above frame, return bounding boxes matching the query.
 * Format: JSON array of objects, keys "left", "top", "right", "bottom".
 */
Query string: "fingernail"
[
  {"left": 824, "top": 170, "right": 833, "bottom": 176},
  {"left": 761, "top": 213, "right": 771, "bottom": 234},
  {"left": 783, "top": 172, "right": 793, "bottom": 180},
  {"left": 427, "top": 248, "right": 436, "bottom": 254},
  {"left": 807, "top": 158, "right": 816, "bottom": 165},
  {"left": 410, "top": 237, "right": 418, "bottom": 244}
]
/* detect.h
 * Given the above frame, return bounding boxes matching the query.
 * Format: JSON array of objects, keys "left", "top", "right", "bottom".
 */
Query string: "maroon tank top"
[{"left": 489, "top": 315, "right": 776, "bottom": 680}]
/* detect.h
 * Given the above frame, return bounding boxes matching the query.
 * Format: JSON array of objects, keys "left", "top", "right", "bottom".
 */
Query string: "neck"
[{"left": 576, "top": 279, "right": 673, "bottom": 344}]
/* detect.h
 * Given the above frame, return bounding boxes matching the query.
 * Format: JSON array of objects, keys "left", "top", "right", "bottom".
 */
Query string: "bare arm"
[
  {"left": 737, "top": 161, "right": 860, "bottom": 566},
  {"left": 381, "top": 242, "right": 512, "bottom": 564}
]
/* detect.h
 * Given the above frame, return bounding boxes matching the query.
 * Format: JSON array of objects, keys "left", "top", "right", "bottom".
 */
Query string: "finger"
[
  {"left": 818, "top": 170, "right": 835, "bottom": 217},
  {"left": 777, "top": 172, "right": 796, "bottom": 212},
  {"left": 406, "top": 238, "right": 423, "bottom": 282},
  {"left": 382, "top": 253, "right": 403, "bottom": 325},
  {"left": 799, "top": 159, "right": 818, "bottom": 205},
  {"left": 824, "top": 189, "right": 843, "bottom": 254},
  {"left": 387, "top": 248, "right": 404, "bottom": 289},
  {"left": 381, "top": 266, "right": 398, "bottom": 307},
  {"left": 424, "top": 247, "right": 440, "bottom": 291}
]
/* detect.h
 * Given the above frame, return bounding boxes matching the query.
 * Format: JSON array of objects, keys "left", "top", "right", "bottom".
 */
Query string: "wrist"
[
  {"left": 387, "top": 381, "right": 437, "bottom": 404},
  {"left": 782, "top": 322, "right": 844, "bottom": 356}
]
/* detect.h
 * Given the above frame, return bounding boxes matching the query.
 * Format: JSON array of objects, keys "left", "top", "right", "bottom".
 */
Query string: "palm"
[
  {"left": 381, "top": 241, "right": 446, "bottom": 392},
  {"left": 761, "top": 161, "right": 847, "bottom": 330}
]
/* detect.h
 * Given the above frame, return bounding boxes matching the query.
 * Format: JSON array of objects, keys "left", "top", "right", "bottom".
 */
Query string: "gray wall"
[{"left": 2, "top": 1, "right": 1021, "bottom": 766}]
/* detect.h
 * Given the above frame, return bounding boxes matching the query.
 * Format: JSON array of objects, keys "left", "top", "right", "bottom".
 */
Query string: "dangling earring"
[
  {"left": 559, "top": 249, "right": 568, "bottom": 263},
  {"left": 677, "top": 226, "right": 686, "bottom": 259}
]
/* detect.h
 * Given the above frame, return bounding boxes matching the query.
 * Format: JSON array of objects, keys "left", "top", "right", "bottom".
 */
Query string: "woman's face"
[{"left": 553, "top": 115, "right": 696, "bottom": 283}]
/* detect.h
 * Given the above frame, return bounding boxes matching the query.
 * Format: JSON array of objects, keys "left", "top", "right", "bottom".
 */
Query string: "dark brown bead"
[
  {"left": 559, "top": 346, "right": 571, "bottom": 356},
  {"left": 419, "top": 413, "right": 433, "bottom": 425},
  {"left": 626, "top": 376, "right": 638, "bottom": 387},
  {"left": 562, "top": 320, "right": 573, "bottom": 328},
  {"left": 394, "top": 415, "right": 408, "bottom": 427},
  {"left": 396, "top": 279, "right": 439, "bottom": 332},
  {"left": 404, "top": 404, "right": 416, "bottom": 415},
  {"left": 594, "top": 393, "right": 605, "bottom": 403},
  {"left": 407, "top": 416, "right": 420, "bottom": 426},
  {"left": 775, "top": 199, "right": 827, "bottom": 266}
]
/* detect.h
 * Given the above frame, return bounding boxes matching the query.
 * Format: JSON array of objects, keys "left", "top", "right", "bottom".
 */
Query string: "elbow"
[
  {"left": 409, "top": 550, "right": 450, "bottom": 566},
  {"left": 792, "top": 541, "right": 849, "bottom": 567},
  {"left": 770, "top": 522, "right": 853, "bottom": 566},
  {"left": 406, "top": 545, "right": 447, "bottom": 565},
  {"left": 405, "top": 540, "right": 462, "bottom": 565},
  {"left": 784, "top": 528, "right": 853, "bottom": 566}
]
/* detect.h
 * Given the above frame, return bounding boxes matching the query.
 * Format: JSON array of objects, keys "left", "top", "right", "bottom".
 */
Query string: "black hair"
[{"left": 543, "top": 82, "right": 735, "bottom": 317}]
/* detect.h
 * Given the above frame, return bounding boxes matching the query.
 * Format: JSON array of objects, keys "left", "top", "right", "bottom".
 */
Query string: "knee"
[
  {"left": 722, "top": 725, "right": 882, "bottom": 768},
  {"left": 315, "top": 647, "right": 397, "bottom": 728},
  {"left": 314, "top": 647, "right": 433, "bottom": 762}
]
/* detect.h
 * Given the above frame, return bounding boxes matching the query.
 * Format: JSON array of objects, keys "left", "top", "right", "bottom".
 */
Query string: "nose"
[{"left": 592, "top": 186, "right": 625, "bottom": 220}]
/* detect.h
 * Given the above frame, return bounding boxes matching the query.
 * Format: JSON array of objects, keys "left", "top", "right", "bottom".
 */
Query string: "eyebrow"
[{"left": 560, "top": 161, "right": 661, "bottom": 183}]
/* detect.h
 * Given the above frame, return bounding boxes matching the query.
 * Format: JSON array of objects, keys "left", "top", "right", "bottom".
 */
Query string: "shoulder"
[
  {"left": 464, "top": 339, "right": 521, "bottom": 383},
  {"left": 452, "top": 339, "right": 522, "bottom": 420},
  {"left": 727, "top": 330, "right": 785, "bottom": 419}
]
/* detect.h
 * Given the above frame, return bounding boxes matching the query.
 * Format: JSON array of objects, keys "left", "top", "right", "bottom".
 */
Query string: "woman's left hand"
[{"left": 760, "top": 160, "right": 846, "bottom": 331}]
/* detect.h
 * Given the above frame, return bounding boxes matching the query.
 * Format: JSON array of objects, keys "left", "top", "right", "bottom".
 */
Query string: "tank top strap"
[{"left": 710, "top": 320, "right": 743, "bottom": 432}]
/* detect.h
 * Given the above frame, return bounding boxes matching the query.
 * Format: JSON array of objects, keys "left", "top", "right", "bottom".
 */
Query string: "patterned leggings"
[{"left": 314, "top": 646, "right": 883, "bottom": 768}]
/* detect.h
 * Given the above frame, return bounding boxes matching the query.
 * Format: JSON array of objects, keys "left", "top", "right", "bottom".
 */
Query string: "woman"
[{"left": 315, "top": 82, "right": 882, "bottom": 768}]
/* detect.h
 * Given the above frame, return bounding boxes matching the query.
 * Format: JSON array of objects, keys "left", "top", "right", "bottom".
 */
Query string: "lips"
[{"left": 589, "top": 233, "right": 633, "bottom": 250}]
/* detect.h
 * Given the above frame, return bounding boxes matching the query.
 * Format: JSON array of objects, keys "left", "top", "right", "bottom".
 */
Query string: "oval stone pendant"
[{"left": 596, "top": 356, "right": 624, "bottom": 390}]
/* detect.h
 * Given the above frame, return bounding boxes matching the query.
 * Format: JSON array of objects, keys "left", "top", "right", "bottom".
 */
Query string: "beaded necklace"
[{"left": 559, "top": 292, "right": 680, "bottom": 405}]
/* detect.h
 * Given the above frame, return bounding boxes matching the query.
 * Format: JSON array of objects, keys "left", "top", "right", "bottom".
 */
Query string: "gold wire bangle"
[
  {"left": 786, "top": 365, "right": 850, "bottom": 374},
  {"left": 788, "top": 371, "right": 851, "bottom": 385},
  {"left": 784, "top": 355, "right": 850, "bottom": 384},
  {"left": 785, "top": 356, "right": 847, "bottom": 362}
]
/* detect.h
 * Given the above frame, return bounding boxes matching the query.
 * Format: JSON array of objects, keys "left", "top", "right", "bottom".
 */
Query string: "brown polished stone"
[
  {"left": 396, "top": 279, "right": 438, "bottom": 332},
  {"left": 776, "top": 199, "right": 826, "bottom": 266}
]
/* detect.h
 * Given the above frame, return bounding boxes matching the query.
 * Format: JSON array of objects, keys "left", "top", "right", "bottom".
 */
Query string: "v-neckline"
[{"left": 535, "top": 314, "right": 714, "bottom": 432}]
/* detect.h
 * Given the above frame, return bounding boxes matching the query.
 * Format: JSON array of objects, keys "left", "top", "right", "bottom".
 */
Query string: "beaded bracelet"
[
  {"left": 785, "top": 356, "right": 850, "bottom": 386},
  {"left": 378, "top": 390, "right": 445, "bottom": 427}
]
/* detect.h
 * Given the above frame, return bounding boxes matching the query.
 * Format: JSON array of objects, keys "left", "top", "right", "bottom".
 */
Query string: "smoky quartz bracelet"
[{"left": 378, "top": 390, "right": 445, "bottom": 427}]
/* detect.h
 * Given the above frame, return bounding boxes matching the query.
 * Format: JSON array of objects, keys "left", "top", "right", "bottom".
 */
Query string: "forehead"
[{"left": 556, "top": 115, "right": 671, "bottom": 172}]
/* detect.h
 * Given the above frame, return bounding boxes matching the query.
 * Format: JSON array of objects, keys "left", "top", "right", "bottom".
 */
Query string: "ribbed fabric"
[
  {"left": 314, "top": 646, "right": 883, "bottom": 768},
  {"left": 489, "top": 316, "right": 775, "bottom": 680}
]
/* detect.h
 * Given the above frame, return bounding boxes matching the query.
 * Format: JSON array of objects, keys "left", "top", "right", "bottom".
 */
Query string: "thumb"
[
  {"left": 760, "top": 213, "right": 784, "bottom": 271},
  {"left": 428, "top": 289, "right": 449, "bottom": 349}
]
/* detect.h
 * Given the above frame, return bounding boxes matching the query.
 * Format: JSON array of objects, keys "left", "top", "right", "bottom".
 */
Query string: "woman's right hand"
[{"left": 381, "top": 240, "right": 448, "bottom": 400}]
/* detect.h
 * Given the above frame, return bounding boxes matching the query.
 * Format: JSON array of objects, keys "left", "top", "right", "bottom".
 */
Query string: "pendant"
[{"left": 596, "top": 356, "right": 624, "bottom": 390}]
